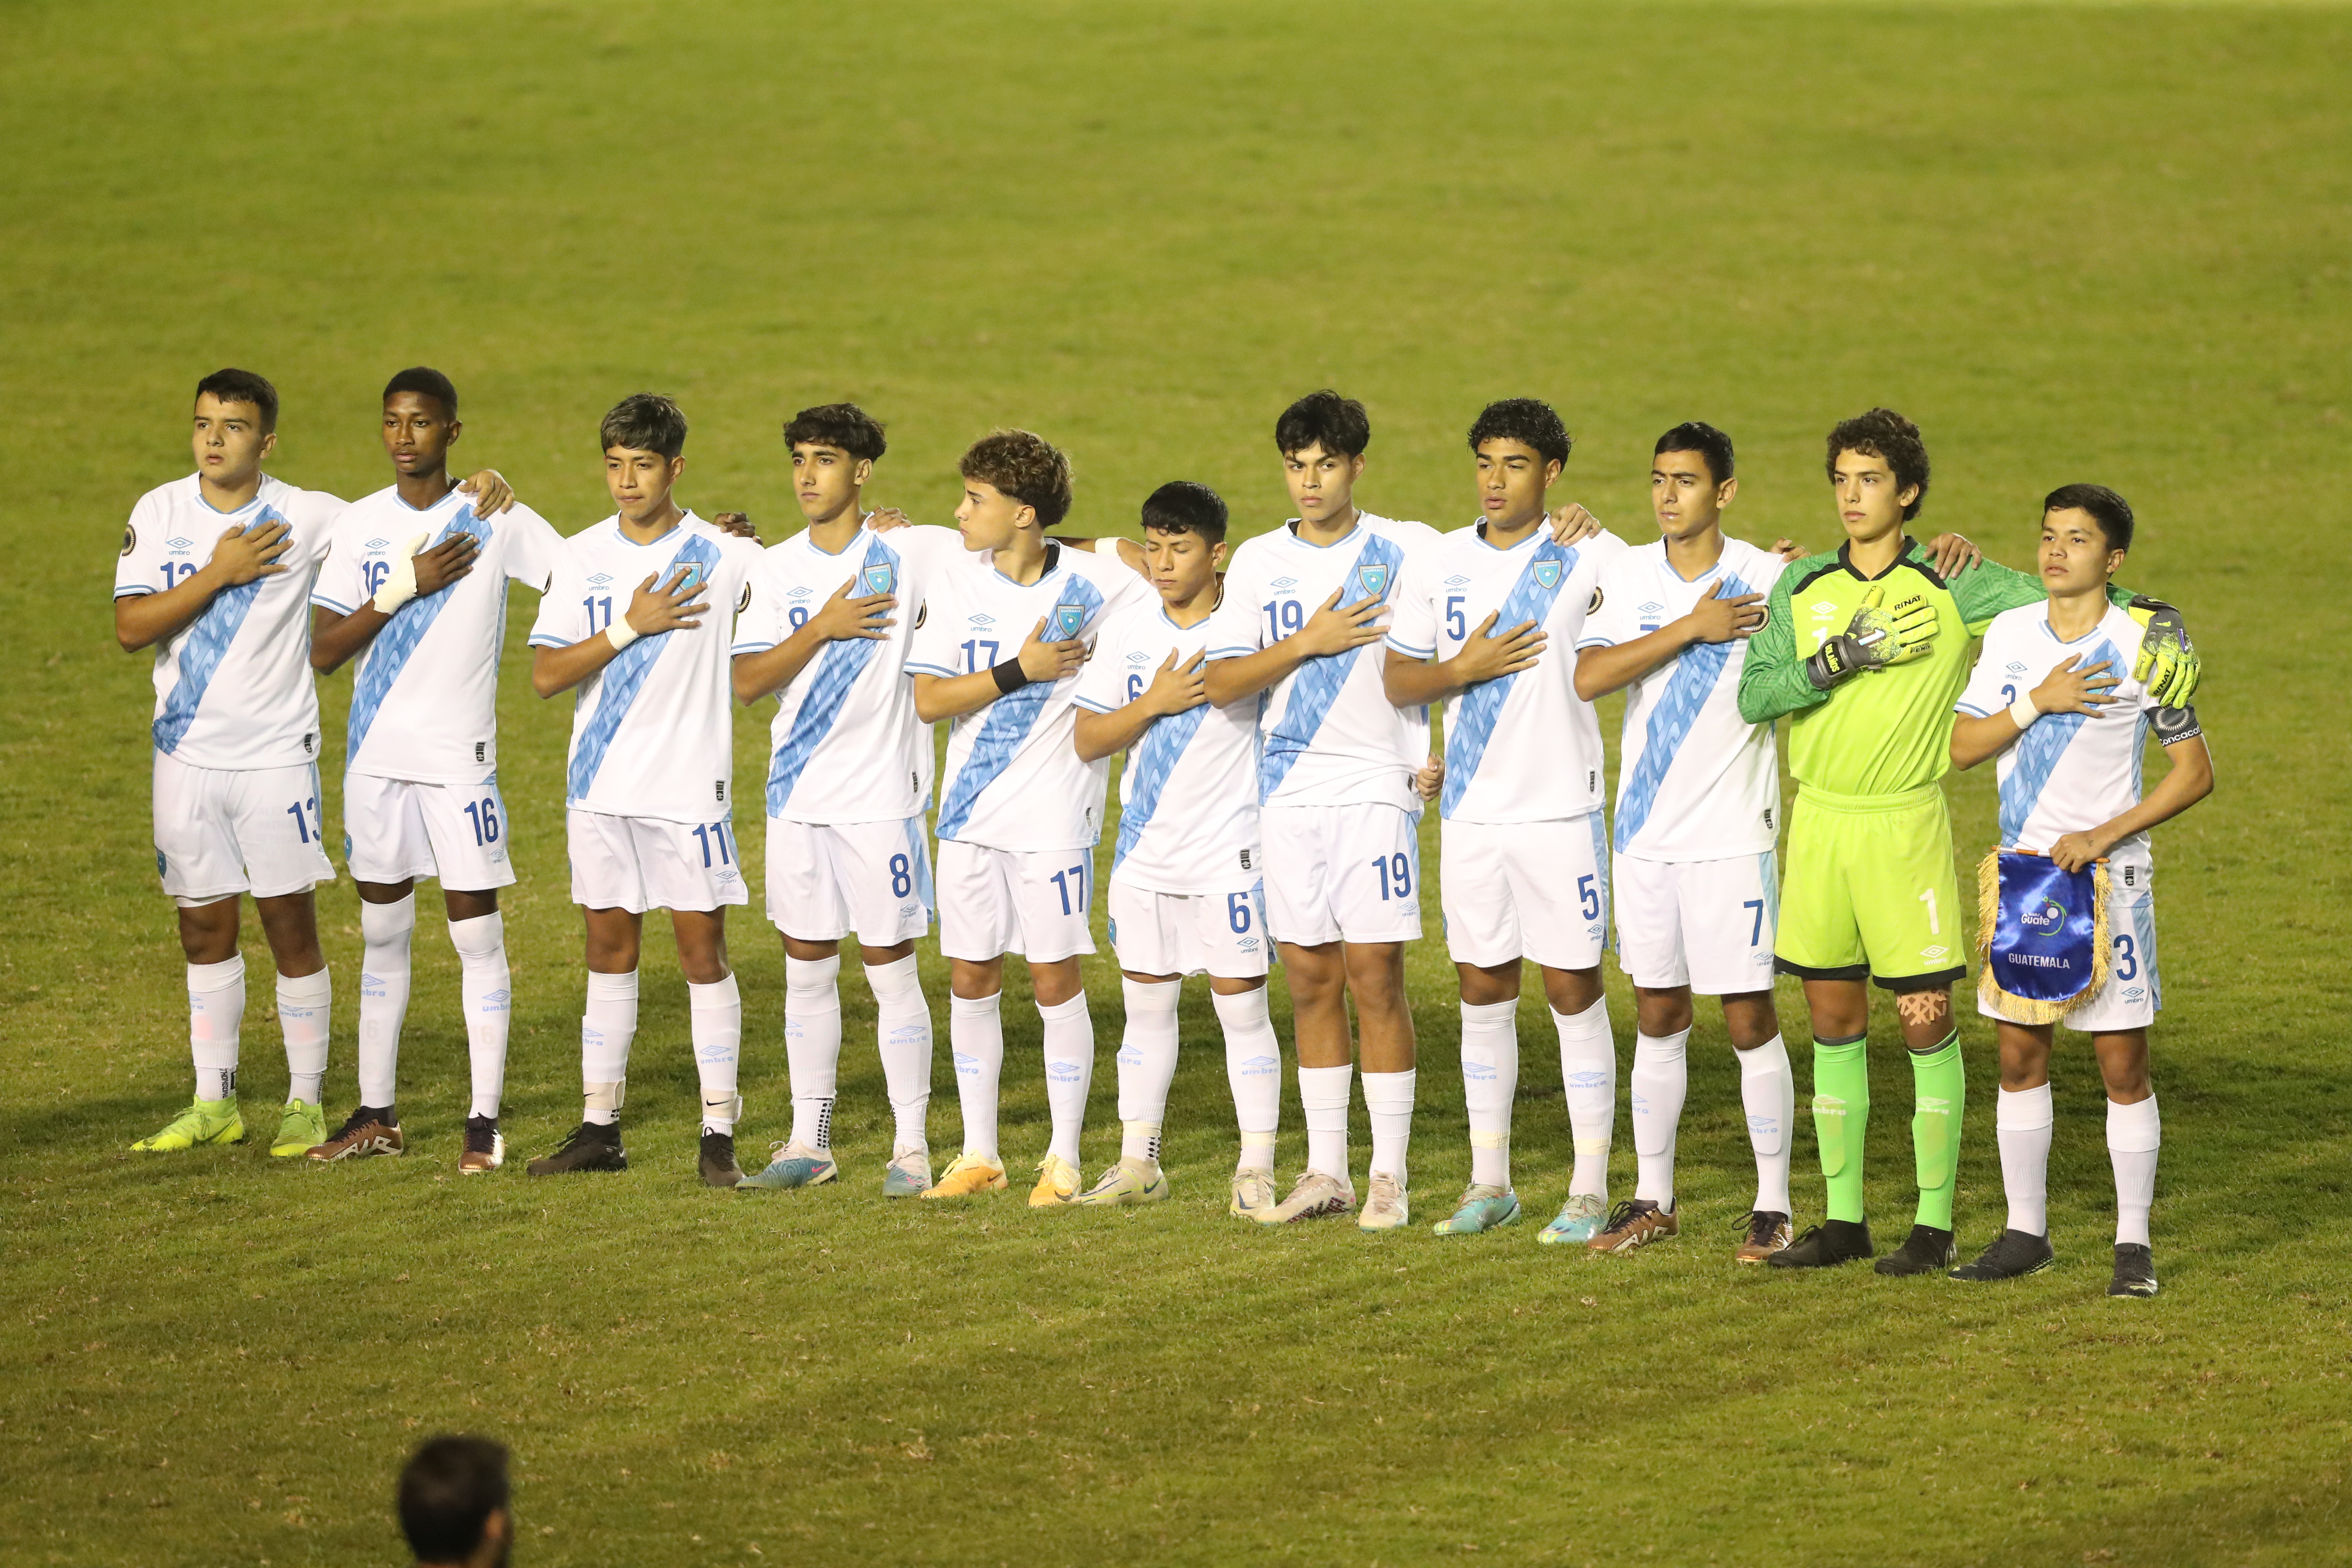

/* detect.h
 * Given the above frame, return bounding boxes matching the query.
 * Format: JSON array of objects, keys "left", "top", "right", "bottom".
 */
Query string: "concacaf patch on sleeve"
[
  {"left": 1586, "top": 586, "right": 1604, "bottom": 614},
  {"left": 121, "top": 525, "right": 136, "bottom": 557}
]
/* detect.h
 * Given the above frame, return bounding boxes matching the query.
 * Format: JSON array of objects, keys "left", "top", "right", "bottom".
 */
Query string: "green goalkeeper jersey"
[{"left": 1737, "top": 537, "right": 2136, "bottom": 798}]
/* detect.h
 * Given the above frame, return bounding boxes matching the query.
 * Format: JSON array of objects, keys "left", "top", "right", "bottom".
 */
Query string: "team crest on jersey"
[
  {"left": 863, "top": 561, "right": 896, "bottom": 596},
  {"left": 1534, "top": 559, "right": 1564, "bottom": 591},
  {"left": 1053, "top": 602, "right": 1087, "bottom": 639},
  {"left": 1354, "top": 561, "right": 1390, "bottom": 599},
  {"left": 671, "top": 560, "right": 709, "bottom": 593}
]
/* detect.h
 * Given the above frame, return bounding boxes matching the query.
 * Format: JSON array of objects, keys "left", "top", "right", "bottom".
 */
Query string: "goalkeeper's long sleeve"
[{"left": 1737, "top": 568, "right": 1830, "bottom": 724}]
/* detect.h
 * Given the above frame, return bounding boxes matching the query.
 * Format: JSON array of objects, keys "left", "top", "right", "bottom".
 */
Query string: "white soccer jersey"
[
  {"left": 1957, "top": 602, "right": 2200, "bottom": 872},
  {"left": 1204, "top": 511, "right": 1440, "bottom": 811},
  {"left": 906, "top": 542, "right": 1150, "bottom": 851},
  {"left": 313, "top": 485, "right": 564, "bottom": 785},
  {"left": 1577, "top": 537, "right": 1789, "bottom": 861},
  {"left": 526, "top": 513, "right": 763, "bottom": 824},
  {"left": 1075, "top": 597, "right": 1262, "bottom": 894},
  {"left": 731, "top": 522, "right": 968, "bottom": 824},
  {"left": 1387, "top": 523, "right": 1627, "bottom": 824},
  {"left": 114, "top": 473, "right": 346, "bottom": 771}
]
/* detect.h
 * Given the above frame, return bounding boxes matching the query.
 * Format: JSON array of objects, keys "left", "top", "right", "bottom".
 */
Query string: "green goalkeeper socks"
[
  {"left": 1811, "top": 1036, "right": 1870, "bottom": 1223},
  {"left": 1909, "top": 1031, "right": 1964, "bottom": 1231}
]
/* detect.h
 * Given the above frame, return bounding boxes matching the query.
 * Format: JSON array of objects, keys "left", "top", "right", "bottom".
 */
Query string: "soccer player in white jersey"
[
  {"left": 1947, "top": 485, "right": 2211, "bottom": 1298},
  {"left": 1384, "top": 399, "right": 1627, "bottom": 1237},
  {"left": 117, "top": 369, "right": 511, "bottom": 1159},
  {"left": 1069, "top": 481, "right": 1288, "bottom": 1214},
  {"left": 906, "top": 431, "right": 1150, "bottom": 1205},
  {"left": 1573, "top": 423, "right": 1801, "bottom": 1261},
  {"left": 307, "top": 368, "right": 563, "bottom": 1174},
  {"left": 522, "top": 394, "right": 764, "bottom": 1188},
  {"left": 730, "top": 404, "right": 949, "bottom": 1199}
]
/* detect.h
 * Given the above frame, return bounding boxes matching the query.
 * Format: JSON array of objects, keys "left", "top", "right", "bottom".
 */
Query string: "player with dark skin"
[{"left": 114, "top": 389, "right": 514, "bottom": 980}]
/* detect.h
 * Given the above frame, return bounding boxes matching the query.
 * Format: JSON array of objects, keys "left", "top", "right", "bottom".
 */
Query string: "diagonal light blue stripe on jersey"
[
  {"left": 569, "top": 533, "right": 722, "bottom": 802},
  {"left": 1260, "top": 532, "right": 1407, "bottom": 800},
  {"left": 936, "top": 569, "right": 1105, "bottom": 839},
  {"left": 1998, "top": 636, "right": 2115, "bottom": 845},
  {"left": 1442, "top": 539, "right": 1580, "bottom": 818},
  {"left": 346, "top": 506, "right": 489, "bottom": 764},
  {"left": 152, "top": 507, "right": 280, "bottom": 754},
  {"left": 1114, "top": 703, "right": 1210, "bottom": 874},
  {"left": 1612, "top": 571, "right": 1751, "bottom": 850},
  {"left": 766, "top": 533, "right": 901, "bottom": 815}
]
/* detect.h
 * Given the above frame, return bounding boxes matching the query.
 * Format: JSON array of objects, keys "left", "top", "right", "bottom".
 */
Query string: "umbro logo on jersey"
[
  {"left": 167, "top": 536, "right": 193, "bottom": 551},
  {"left": 787, "top": 585, "right": 813, "bottom": 599},
  {"left": 1270, "top": 576, "right": 1298, "bottom": 591},
  {"left": 1922, "top": 945, "right": 1950, "bottom": 961},
  {"left": 1126, "top": 650, "right": 1151, "bottom": 664},
  {"left": 970, "top": 612, "right": 996, "bottom": 626},
  {"left": 2006, "top": 661, "right": 2029, "bottom": 674},
  {"left": 366, "top": 537, "right": 390, "bottom": 551},
  {"left": 1444, "top": 574, "right": 1471, "bottom": 588},
  {"left": 588, "top": 573, "right": 614, "bottom": 587},
  {"left": 1534, "top": 560, "right": 1564, "bottom": 591},
  {"left": 1811, "top": 600, "right": 1838, "bottom": 615},
  {"left": 1640, "top": 601, "right": 1665, "bottom": 616}
]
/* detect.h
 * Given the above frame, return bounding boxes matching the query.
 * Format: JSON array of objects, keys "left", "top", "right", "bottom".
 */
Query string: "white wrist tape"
[
  {"left": 2009, "top": 692, "right": 2040, "bottom": 730},
  {"left": 370, "top": 532, "right": 429, "bottom": 615},
  {"left": 605, "top": 621, "right": 642, "bottom": 652}
]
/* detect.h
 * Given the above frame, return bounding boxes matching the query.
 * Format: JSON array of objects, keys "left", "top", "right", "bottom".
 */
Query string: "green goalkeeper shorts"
[{"left": 1774, "top": 782, "right": 1969, "bottom": 993}]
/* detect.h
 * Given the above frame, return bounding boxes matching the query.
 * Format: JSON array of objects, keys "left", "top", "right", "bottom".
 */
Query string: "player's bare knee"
[
  {"left": 1895, "top": 985, "right": 1954, "bottom": 1050},
  {"left": 1996, "top": 1021, "right": 2053, "bottom": 1089},
  {"left": 1723, "top": 990, "right": 1779, "bottom": 1049},
  {"left": 1634, "top": 984, "right": 1694, "bottom": 1038},
  {"left": 444, "top": 887, "right": 498, "bottom": 922},
  {"left": 949, "top": 957, "right": 1002, "bottom": 1001},
  {"left": 176, "top": 898, "right": 240, "bottom": 964},
  {"left": 1457, "top": 961, "right": 1519, "bottom": 1008},
  {"left": 255, "top": 892, "right": 324, "bottom": 975},
  {"left": 1207, "top": 974, "right": 1266, "bottom": 997},
  {"left": 856, "top": 938, "right": 913, "bottom": 966},
  {"left": 2093, "top": 1030, "right": 2152, "bottom": 1101},
  {"left": 1029, "top": 957, "right": 1084, "bottom": 1008},
  {"left": 1541, "top": 965, "right": 1604, "bottom": 1017}
]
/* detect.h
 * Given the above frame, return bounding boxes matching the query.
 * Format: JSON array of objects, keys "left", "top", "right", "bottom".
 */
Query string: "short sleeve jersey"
[
  {"left": 907, "top": 542, "right": 1151, "bottom": 851},
  {"left": 731, "top": 522, "right": 969, "bottom": 825},
  {"left": 526, "top": 512, "right": 763, "bottom": 824},
  {"left": 1205, "top": 512, "right": 1440, "bottom": 812},
  {"left": 1075, "top": 597, "right": 1262, "bottom": 894},
  {"left": 1387, "top": 522, "right": 1626, "bottom": 824},
  {"left": 1957, "top": 602, "right": 2202, "bottom": 873},
  {"left": 313, "top": 485, "right": 564, "bottom": 785},
  {"left": 114, "top": 473, "right": 345, "bottom": 771},
  {"left": 1578, "top": 537, "right": 1788, "bottom": 860}
]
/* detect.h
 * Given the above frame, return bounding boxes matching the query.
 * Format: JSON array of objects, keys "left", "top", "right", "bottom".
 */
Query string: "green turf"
[{"left": 6, "top": 1, "right": 2351, "bottom": 1563}]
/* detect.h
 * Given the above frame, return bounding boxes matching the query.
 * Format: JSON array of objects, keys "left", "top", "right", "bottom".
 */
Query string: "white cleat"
[
  {"left": 1358, "top": 1171, "right": 1410, "bottom": 1231},
  {"left": 1229, "top": 1166, "right": 1279, "bottom": 1220},
  {"left": 1259, "top": 1169, "right": 1355, "bottom": 1225}
]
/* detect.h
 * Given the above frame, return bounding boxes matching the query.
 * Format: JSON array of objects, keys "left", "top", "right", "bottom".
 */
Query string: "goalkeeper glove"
[
  {"left": 2126, "top": 595, "right": 2201, "bottom": 708},
  {"left": 371, "top": 532, "right": 431, "bottom": 615},
  {"left": 1804, "top": 583, "right": 1939, "bottom": 689}
]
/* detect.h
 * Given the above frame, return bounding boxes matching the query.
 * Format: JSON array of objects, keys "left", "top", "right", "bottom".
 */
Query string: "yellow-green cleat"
[
  {"left": 131, "top": 1096, "right": 245, "bottom": 1152},
  {"left": 270, "top": 1099, "right": 327, "bottom": 1158}
]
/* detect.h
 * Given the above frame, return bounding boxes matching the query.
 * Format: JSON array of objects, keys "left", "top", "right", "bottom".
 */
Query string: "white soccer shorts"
[
  {"left": 1612, "top": 850, "right": 1780, "bottom": 995},
  {"left": 567, "top": 808, "right": 750, "bottom": 914},
  {"left": 936, "top": 839, "right": 1098, "bottom": 963},
  {"left": 1259, "top": 802, "right": 1422, "bottom": 947},
  {"left": 342, "top": 772, "right": 517, "bottom": 892},
  {"left": 1980, "top": 865, "right": 2159, "bottom": 1032},
  {"left": 152, "top": 751, "right": 336, "bottom": 906},
  {"left": 764, "top": 815, "right": 934, "bottom": 945},
  {"left": 1439, "top": 813, "right": 1609, "bottom": 971},
  {"left": 1106, "top": 876, "right": 1270, "bottom": 980}
]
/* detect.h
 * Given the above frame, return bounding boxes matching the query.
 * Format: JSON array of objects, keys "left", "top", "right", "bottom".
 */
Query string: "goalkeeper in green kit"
[{"left": 1737, "top": 410, "right": 2202, "bottom": 1274}]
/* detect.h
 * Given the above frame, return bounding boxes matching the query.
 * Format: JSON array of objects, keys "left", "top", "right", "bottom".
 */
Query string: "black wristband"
[{"left": 991, "top": 657, "right": 1031, "bottom": 695}]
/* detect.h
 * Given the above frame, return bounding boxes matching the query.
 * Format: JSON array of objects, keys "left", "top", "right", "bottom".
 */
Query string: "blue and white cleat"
[
  {"left": 739, "top": 1140, "right": 839, "bottom": 1191},
  {"left": 882, "top": 1145, "right": 933, "bottom": 1198},
  {"left": 1538, "top": 1191, "right": 1609, "bottom": 1246},
  {"left": 1432, "top": 1183, "right": 1523, "bottom": 1235}
]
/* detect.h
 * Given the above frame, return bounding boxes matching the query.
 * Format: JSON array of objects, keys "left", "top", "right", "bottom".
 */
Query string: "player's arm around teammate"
[{"left": 1946, "top": 486, "right": 2211, "bottom": 1297}]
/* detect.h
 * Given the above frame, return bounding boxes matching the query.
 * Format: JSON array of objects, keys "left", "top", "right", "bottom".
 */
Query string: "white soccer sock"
[
  {"left": 1459, "top": 999, "right": 1519, "bottom": 1188},
  {"left": 1997, "top": 1083, "right": 2056, "bottom": 1236},
  {"left": 188, "top": 955, "right": 246, "bottom": 1101},
  {"left": 1298, "top": 1063, "right": 1354, "bottom": 1183},
  {"left": 1039, "top": 992, "right": 1095, "bottom": 1167},
  {"left": 2107, "top": 1093, "right": 2161, "bottom": 1247},
  {"left": 784, "top": 955, "right": 843, "bottom": 1151},
  {"left": 1737, "top": 1034, "right": 1797, "bottom": 1217},
  {"left": 1117, "top": 979, "right": 1181, "bottom": 1163},
  {"left": 1363, "top": 1069, "right": 1416, "bottom": 1190},
  {"left": 276, "top": 968, "right": 331, "bottom": 1106},
  {"left": 581, "top": 969, "right": 639, "bottom": 1124},
  {"left": 949, "top": 992, "right": 1004, "bottom": 1161},
  {"left": 867, "top": 955, "right": 933, "bottom": 1153},
  {"left": 1213, "top": 986, "right": 1281, "bottom": 1171},
  {"left": 448, "top": 913, "right": 510, "bottom": 1120},
  {"left": 1553, "top": 997, "right": 1616, "bottom": 1199},
  {"left": 356, "top": 894, "right": 415, "bottom": 1109},
  {"left": 690, "top": 973, "right": 743, "bottom": 1134},
  {"left": 1630, "top": 1028, "right": 1690, "bottom": 1210}
]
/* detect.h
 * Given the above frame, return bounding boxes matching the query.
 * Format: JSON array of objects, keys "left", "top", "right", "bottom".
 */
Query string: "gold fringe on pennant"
[{"left": 1975, "top": 850, "right": 2113, "bottom": 1025}]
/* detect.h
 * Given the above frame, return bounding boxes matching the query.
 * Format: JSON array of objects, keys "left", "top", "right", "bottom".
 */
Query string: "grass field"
[{"left": 6, "top": 1, "right": 2352, "bottom": 1563}]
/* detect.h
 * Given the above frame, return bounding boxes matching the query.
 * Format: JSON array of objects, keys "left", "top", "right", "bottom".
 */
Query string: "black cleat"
[
  {"left": 1767, "top": 1218, "right": 1875, "bottom": 1269},
  {"left": 526, "top": 1120, "right": 628, "bottom": 1176},
  {"left": 1949, "top": 1228, "right": 2055, "bottom": 1281},
  {"left": 699, "top": 1130, "right": 745, "bottom": 1188},
  {"left": 1874, "top": 1223, "right": 1958, "bottom": 1276},
  {"left": 2107, "top": 1242, "right": 2160, "bottom": 1298}
]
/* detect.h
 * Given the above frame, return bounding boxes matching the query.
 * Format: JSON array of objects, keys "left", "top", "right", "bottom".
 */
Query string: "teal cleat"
[
  {"left": 738, "top": 1140, "right": 839, "bottom": 1191},
  {"left": 1538, "top": 1191, "right": 1609, "bottom": 1246},
  {"left": 1432, "top": 1183, "right": 1522, "bottom": 1235},
  {"left": 882, "top": 1145, "right": 933, "bottom": 1198}
]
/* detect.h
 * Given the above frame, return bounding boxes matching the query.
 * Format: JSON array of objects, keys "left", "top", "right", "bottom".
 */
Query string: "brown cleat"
[
  {"left": 308, "top": 1106, "right": 405, "bottom": 1162},
  {"left": 1735, "top": 1209, "right": 1793, "bottom": 1264},
  {"left": 458, "top": 1114, "right": 505, "bottom": 1174},
  {"left": 1587, "top": 1197, "right": 1678, "bottom": 1254}
]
